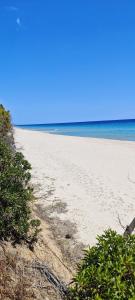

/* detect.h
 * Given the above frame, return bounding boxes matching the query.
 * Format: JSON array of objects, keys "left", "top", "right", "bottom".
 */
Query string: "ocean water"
[{"left": 17, "top": 119, "right": 135, "bottom": 141}]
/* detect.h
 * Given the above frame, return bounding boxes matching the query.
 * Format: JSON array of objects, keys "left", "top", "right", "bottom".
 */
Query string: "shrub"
[
  {"left": 0, "top": 104, "right": 14, "bottom": 147},
  {"left": 69, "top": 230, "right": 135, "bottom": 300},
  {"left": 0, "top": 104, "right": 11, "bottom": 136},
  {"left": 0, "top": 104, "right": 40, "bottom": 245},
  {"left": 0, "top": 140, "right": 40, "bottom": 243}
]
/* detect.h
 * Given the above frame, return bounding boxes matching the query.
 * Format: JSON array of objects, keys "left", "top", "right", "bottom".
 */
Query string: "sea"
[{"left": 17, "top": 119, "right": 135, "bottom": 141}]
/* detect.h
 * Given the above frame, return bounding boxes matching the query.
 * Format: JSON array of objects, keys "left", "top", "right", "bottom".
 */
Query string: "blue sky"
[{"left": 0, "top": 0, "right": 135, "bottom": 124}]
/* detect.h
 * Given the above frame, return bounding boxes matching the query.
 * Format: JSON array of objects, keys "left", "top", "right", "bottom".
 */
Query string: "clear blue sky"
[{"left": 1, "top": 0, "right": 135, "bottom": 124}]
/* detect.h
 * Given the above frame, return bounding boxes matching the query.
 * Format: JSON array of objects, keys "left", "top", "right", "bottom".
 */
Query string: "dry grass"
[
  {"left": 0, "top": 243, "right": 64, "bottom": 300},
  {"left": 0, "top": 246, "right": 35, "bottom": 300},
  {"left": 35, "top": 203, "right": 85, "bottom": 267}
]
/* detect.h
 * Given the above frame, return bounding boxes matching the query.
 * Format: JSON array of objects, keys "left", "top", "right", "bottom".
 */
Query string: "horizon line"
[{"left": 15, "top": 117, "right": 135, "bottom": 127}]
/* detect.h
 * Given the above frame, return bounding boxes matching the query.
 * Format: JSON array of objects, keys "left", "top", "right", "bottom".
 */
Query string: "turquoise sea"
[{"left": 17, "top": 119, "right": 135, "bottom": 141}]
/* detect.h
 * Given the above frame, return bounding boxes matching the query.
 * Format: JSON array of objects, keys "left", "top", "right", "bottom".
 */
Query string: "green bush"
[
  {"left": 0, "top": 104, "right": 40, "bottom": 245},
  {"left": 0, "top": 140, "right": 40, "bottom": 243},
  {"left": 69, "top": 230, "right": 135, "bottom": 300},
  {"left": 0, "top": 104, "right": 14, "bottom": 146},
  {"left": 0, "top": 104, "right": 11, "bottom": 135}
]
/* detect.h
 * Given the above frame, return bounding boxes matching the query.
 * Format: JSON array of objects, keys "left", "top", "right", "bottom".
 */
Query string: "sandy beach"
[{"left": 15, "top": 128, "right": 135, "bottom": 245}]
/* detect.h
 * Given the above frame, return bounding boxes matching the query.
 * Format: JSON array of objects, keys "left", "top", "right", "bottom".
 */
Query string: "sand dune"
[{"left": 15, "top": 128, "right": 135, "bottom": 245}]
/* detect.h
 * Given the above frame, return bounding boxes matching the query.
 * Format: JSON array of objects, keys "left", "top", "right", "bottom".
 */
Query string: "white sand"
[{"left": 15, "top": 128, "right": 135, "bottom": 245}]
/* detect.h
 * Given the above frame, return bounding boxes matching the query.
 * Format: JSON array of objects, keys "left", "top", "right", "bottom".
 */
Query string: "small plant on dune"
[{"left": 69, "top": 230, "right": 135, "bottom": 300}]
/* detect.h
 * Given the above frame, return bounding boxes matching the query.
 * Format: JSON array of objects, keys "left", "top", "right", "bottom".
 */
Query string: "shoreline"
[
  {"left": 14, "top": 126, "right": 135, "bottom": 144},
  {"left": 15, "top": 127, "right": 135, "bottom": 245}
]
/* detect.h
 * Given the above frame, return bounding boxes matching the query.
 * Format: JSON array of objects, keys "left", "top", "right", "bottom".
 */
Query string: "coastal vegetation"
[
  {"left": 0, "top": 104, "right": 12, "bottom": 137},
  {"left": 0, "top": 104, "right": 14, "bottom": 146},
  {"left": 69, "top": 230, "right": 135, "bottom": 299},
  {"left": 0, "top": 104, "right": 40, "bottom": 245}
]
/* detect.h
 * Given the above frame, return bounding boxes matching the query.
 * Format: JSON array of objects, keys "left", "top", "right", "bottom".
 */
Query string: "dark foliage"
[
  {"left": 0, "top": 104, "right": 14, "bottom": 147},
  {"left": 0, "top": 104, "right": 40, "bottom": 244}
]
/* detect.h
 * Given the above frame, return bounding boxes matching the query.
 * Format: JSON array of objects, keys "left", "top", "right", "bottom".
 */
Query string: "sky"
[{"left": 0, "top": 0, "right": 135, "bottom": 124}]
